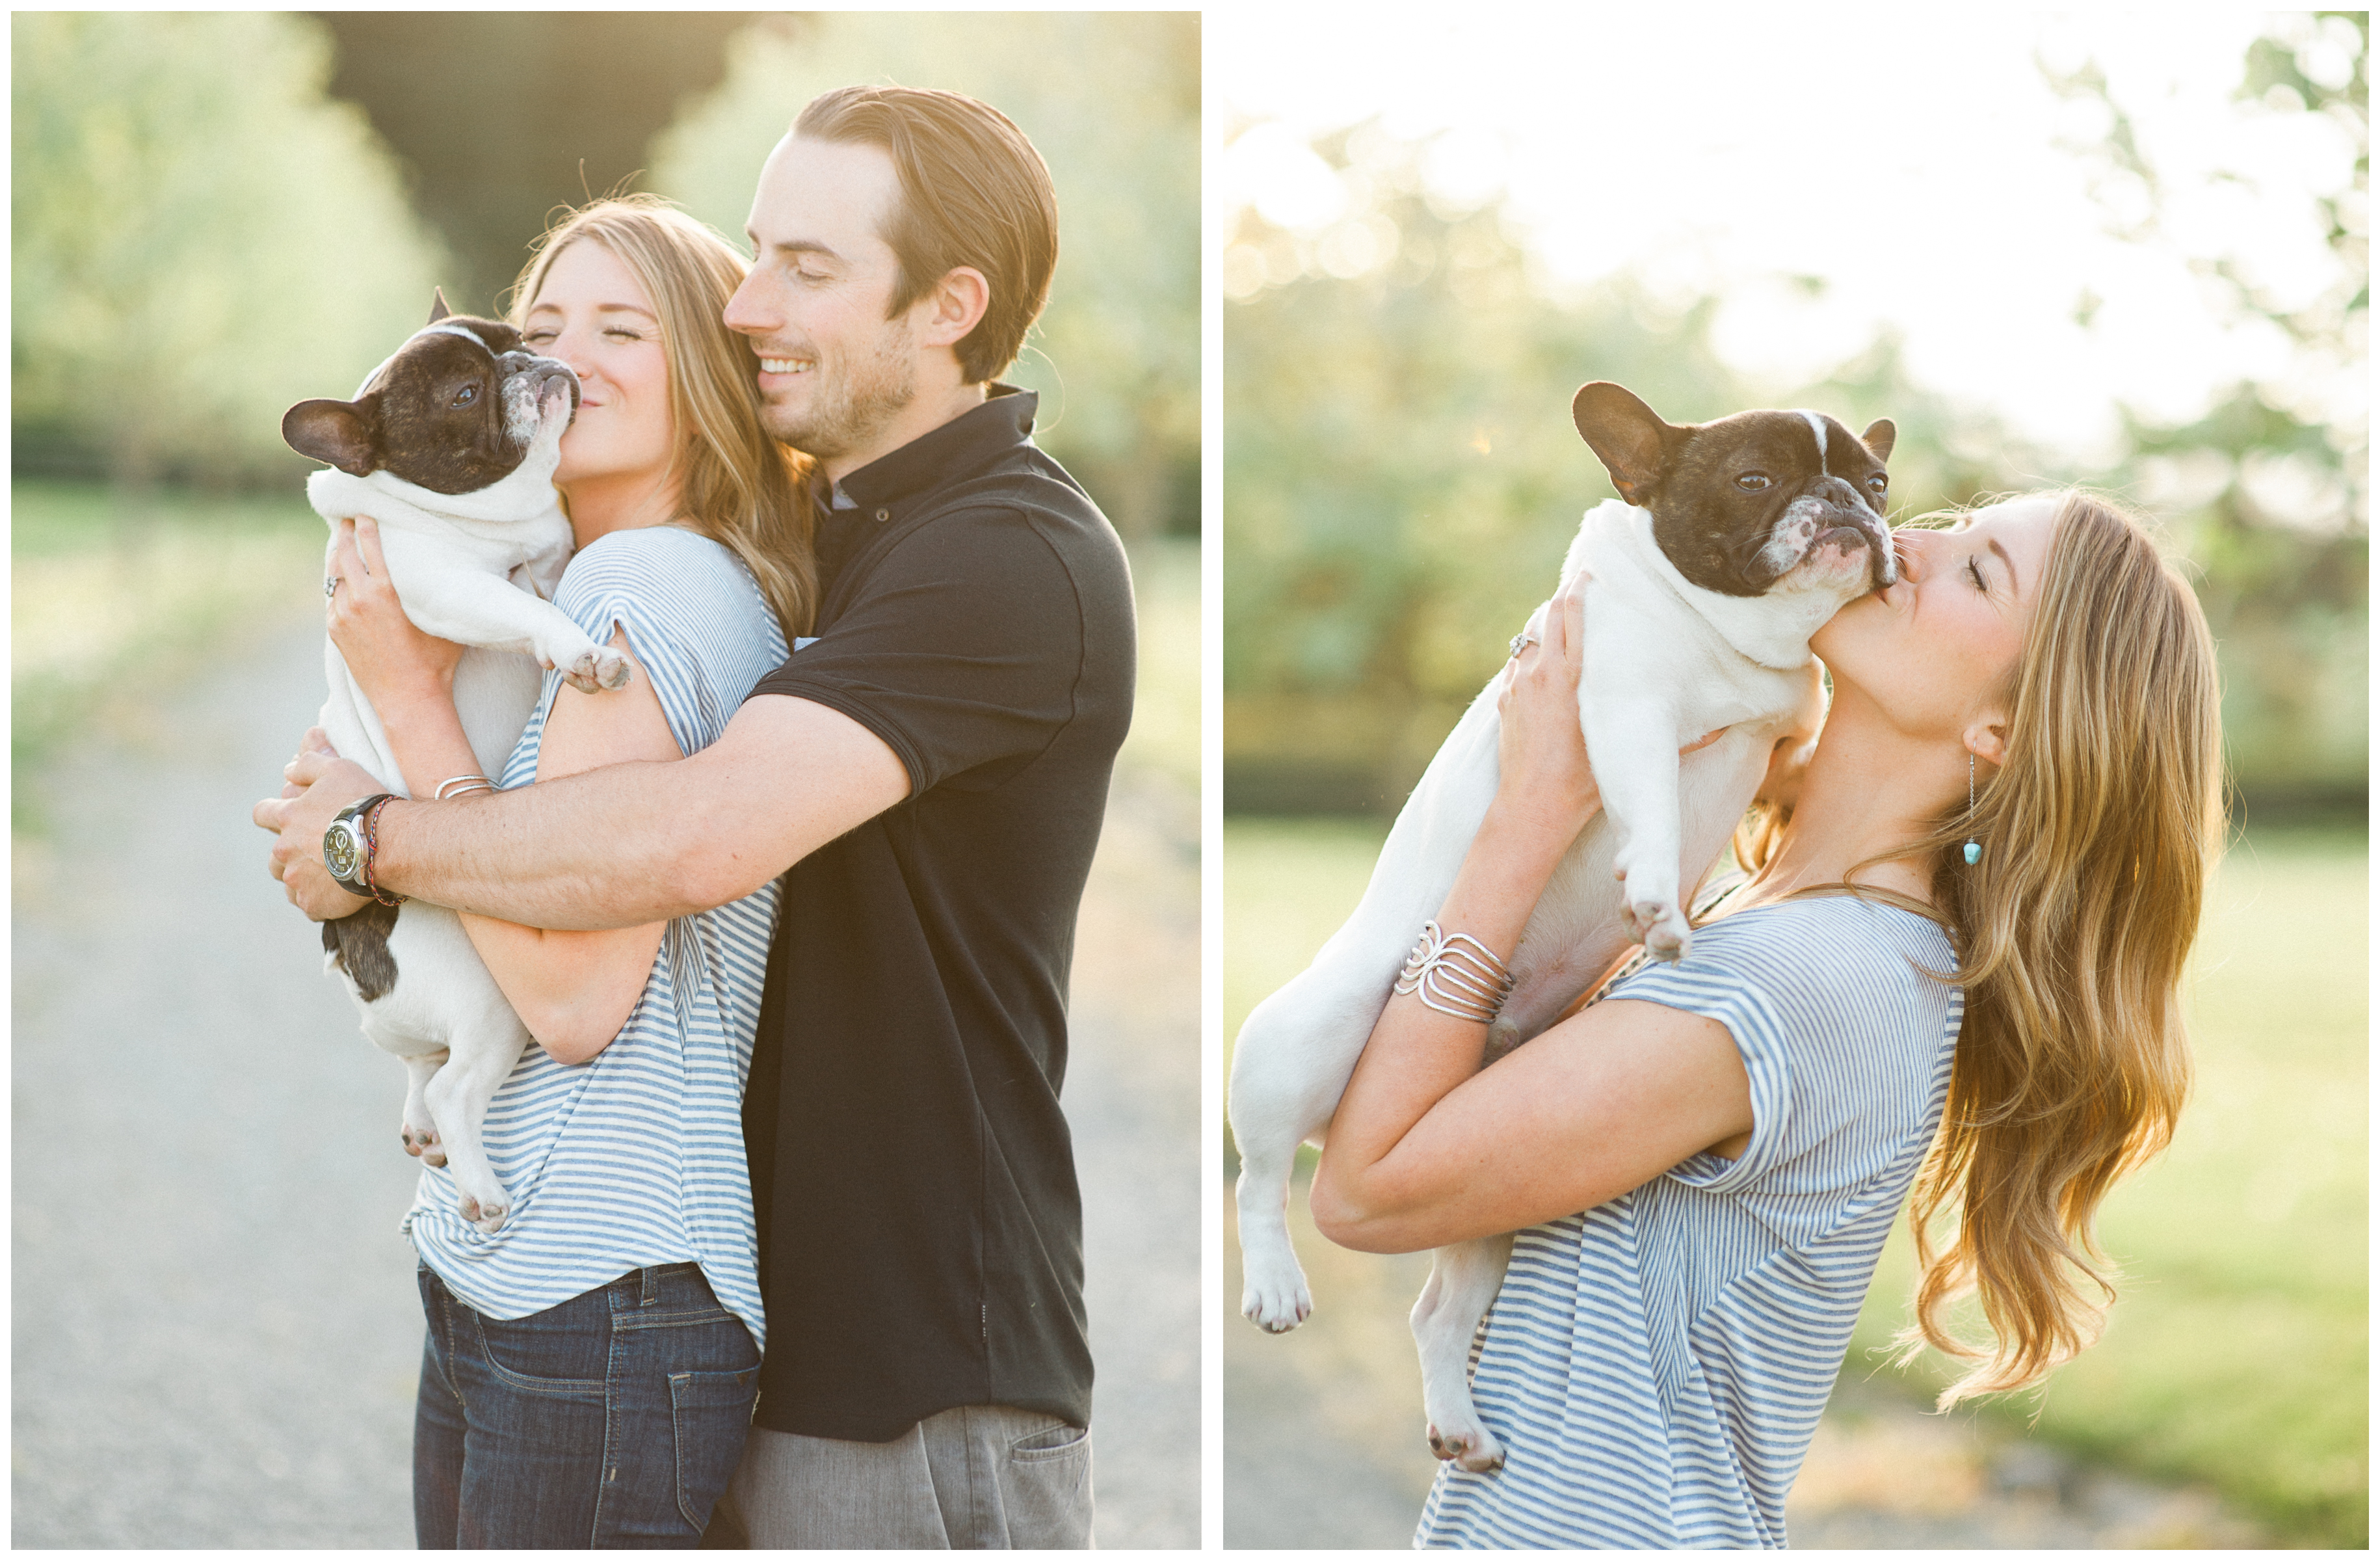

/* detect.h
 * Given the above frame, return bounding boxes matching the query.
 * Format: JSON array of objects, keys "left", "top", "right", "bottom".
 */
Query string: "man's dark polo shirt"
[{"left": 741, "top": 386, "right": 1135, "bottom": 1441}]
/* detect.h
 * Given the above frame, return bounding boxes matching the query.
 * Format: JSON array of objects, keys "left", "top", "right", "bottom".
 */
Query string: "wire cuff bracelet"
[
  {"left": 434, "top": 774, "right": 495, "bottom": 801},
  {"left": 1393, "top": 920, "right": 1516, "bottom": 1024}
]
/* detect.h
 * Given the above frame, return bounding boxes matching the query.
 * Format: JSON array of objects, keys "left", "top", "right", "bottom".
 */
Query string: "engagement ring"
[
  {"left": 1509, "top": 630, "right": 1538, "bottom": 658},
  {"left": 324, "top": 576, "right": 343, "bottom": 598}
]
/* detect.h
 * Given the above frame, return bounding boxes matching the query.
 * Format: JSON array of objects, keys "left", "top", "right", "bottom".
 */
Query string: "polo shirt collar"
[{"left": 832, "top": 384, "right": 1037, "bottom": 520}]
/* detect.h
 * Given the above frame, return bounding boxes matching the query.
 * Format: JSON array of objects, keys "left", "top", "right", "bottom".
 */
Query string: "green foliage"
[
  {"left": 11, "top": 12, "right": 451, "bottom": 488},
  {"left": 1222, "top": 125, "right": 2041, "bottom": 811},
  {"left": 649, "top": 12, "right": 1200, "bottom": 538},
  {"left": 1226, "top": 13, "right": 2368, "bottom": 812},
  {"left": 10, "top": 479, "right": 326, "bottom": 830}
]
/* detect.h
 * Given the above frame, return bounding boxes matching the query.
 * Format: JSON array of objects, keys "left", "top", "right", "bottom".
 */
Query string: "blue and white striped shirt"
[
  {"left": 403, "top": 525, "right": 788, "bottom": 1350},
  {"left": 1416, "top": 890, "right": 1962, "bottom": 1550}
]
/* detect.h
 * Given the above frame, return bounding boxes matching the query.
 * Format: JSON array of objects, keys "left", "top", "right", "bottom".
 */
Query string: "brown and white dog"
[
  {"left": 1227, "top": 382, "right": 1896, "bottom": 1470},
  {"left": 283, "top": 292, "right": 626, "bottom": 1234}
]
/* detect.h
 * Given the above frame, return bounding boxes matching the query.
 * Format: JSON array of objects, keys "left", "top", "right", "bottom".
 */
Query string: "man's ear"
[{"left": 915, "top": 265, "right": 992, "bottom": 353}]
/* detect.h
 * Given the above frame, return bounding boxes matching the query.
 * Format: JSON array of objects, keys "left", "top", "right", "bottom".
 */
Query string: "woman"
[
  {"left": 1308, "top": 490, "right": 2221, "bottom": 1549},
  {"left": 320, "top": 196, "right": 814, "bottom": 1547}
]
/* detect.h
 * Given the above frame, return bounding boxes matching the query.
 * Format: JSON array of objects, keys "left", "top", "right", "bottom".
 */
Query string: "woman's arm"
[
  {"left": 1307, "top": 578, "right": 1756, "bottom": 1253},
  {"left": 328, "top": 516, "right": 670, "bottom": 1065}
]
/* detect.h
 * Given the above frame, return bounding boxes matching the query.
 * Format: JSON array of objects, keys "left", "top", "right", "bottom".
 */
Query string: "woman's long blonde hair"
[
  {"left": 507, "top": 195, "right": 818, "bottom": 641},
  {"left": 1739, "top": 489, "right": 2225, "bottom": 1407}
]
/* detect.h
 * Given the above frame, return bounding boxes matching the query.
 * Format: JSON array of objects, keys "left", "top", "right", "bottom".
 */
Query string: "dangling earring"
[{"left": 1962, "top": 751, "right": 1983, "bottom": 865}]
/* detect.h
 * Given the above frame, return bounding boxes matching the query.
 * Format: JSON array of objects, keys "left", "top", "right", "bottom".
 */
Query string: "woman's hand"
[
  {"left": 1493, "top": 572, "right": 1600, "bottom": 839},
  {"left": 326, "top": 516, "right": 464, "bottom": 708}
]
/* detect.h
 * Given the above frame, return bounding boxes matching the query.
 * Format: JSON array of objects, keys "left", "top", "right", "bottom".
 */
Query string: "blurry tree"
[
  {"left": 310, "top": 12, "right": 752, "bottom": 315},
  {"left": 650, "top": 12, "right": 1200, "bottom": 540},
  {"left": 1223, "top": 121, "right": 2033, "bottom": 812},
  {"left": 1226, "top": 12, "right": 2369, "bottom": 818},
  {"left": 12, "top": 12, "right": 450, "bottom": 490},
  {"left": 2044, "top": 11, "right": 2367, "bottom": 809}
]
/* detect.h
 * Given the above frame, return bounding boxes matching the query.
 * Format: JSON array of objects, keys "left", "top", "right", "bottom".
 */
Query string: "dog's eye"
[
  {"left": 452, "top": 385, "right": 478, "bottom": 408},
  {"left": 1735, "top": 472, "right": 1771, "bottom": 492},
  {"left": 1867, "top": 474, "right": 1888, "bottom": 493}
]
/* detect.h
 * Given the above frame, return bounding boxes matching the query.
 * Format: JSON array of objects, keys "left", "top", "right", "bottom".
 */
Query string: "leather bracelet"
[{"left": 360, "top": 795, "right": 404, "bottom": 907}]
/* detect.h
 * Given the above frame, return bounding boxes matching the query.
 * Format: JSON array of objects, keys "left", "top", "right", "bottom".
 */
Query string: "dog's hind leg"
[
  {"left": 1414, "top": 1232, "right": 1514, "bottom": 1473},
  {"left": 422, "top": 1027, "right": 529, "bottom": 1234},
  {"left": 400, "top": 1049, "right": 449, "bottom": 1165}
]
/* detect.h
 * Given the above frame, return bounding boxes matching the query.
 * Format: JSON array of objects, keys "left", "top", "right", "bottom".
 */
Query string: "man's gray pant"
[{"left": 706, "top": 1403, "right": 1093, "bottom": 1549}]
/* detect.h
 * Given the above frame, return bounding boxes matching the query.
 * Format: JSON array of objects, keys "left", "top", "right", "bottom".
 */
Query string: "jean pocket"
[
  {"left": 999, "top": 1420, "right": 1092, "bottom": 1546},
  {"left": 466, "top": 1306, "right": 608, "bottom": 1397},
  {"left": 669, "top": 1365, "right": 760, "bottom": 1533}
]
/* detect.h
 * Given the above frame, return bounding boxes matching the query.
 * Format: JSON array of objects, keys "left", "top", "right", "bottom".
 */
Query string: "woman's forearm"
[
  {"left": 1310, "top": 797, "right": 1587, "bottom": 1233},
  {"left": 459, "top": 909, "right": 665, "bottom": 1063},
  {"left": 371, "top": 680, "right": 488, "bottom": 804}
]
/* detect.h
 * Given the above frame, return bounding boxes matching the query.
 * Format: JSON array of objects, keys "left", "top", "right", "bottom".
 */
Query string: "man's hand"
[{"left": 253, "top": 728, "right": 382, "bottom": 920}]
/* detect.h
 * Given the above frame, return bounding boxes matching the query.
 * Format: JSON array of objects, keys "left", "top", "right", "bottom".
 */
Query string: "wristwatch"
[{"left": 324, "top": 793, "right": 397, "bottom": 899}]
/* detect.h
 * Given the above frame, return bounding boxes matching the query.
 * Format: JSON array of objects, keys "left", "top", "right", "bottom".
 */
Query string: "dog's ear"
[
  {"left": 428, "top": 289, "right": 451, "bottom": 325},
  {"left": 471, "top": 318, "right": 524, "bottom": 354},
  {"left": 1573, "top": 382, "right": 1682, "bottom": 506},
  {"left": 283, "top": 397, "right": 378, "bottom": 477},
  {"left": 1860, "top": 418, "right": 1896, "bottom": 465}
]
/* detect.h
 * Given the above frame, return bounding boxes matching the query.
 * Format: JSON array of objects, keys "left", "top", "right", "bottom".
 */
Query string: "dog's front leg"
[
  {"left": 1584, "top": 696, "right": 1693, "bottom": 959},
  {"left": 373, "top": 533, "right": 629, "bottom": 693},
  {"left": 1414, "top": 1232, "right": 1516, "bottom": 1473}
]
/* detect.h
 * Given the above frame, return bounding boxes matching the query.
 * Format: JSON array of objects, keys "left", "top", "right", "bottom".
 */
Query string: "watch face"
[{"left": 325, "top": 821, "right": 363, "bottom": 881}]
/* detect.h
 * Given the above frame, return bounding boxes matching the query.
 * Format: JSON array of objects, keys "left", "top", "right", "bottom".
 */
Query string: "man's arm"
[{"left": 258, "top": 691, "right": 910, "bottom": 929}]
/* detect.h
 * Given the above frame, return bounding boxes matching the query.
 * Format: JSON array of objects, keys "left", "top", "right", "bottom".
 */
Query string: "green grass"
[
  {"left": 1223, "top": 816, "right": 2368, "bottom": 1544},
  {"left": 12, "top": 479, "right": 328, "bottom": 818}
]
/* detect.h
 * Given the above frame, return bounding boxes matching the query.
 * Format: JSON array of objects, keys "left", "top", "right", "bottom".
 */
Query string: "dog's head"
[
  {"left": 1572, "top": 382, "right": 1896, "bottom": 600},
  {"left": 282, "top": 290, "right": 581, "bottom": 496}
]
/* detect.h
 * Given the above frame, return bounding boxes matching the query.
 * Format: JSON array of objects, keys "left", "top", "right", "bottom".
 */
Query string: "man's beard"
[{"left": 762, "top": 315, "right": 919, "bottom": 462}]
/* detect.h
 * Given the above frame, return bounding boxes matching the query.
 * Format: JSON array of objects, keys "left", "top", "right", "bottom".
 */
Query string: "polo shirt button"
[{"left": 874, "top": 508, "right": 890, "bottom": 523}]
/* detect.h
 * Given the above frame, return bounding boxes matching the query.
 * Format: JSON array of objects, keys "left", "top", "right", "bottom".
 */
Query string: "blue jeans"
[{"left": 414, "top": 1262, "right": 760, "bottom": 1549}]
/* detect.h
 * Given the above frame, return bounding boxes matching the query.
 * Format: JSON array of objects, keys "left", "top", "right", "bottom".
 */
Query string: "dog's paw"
[
  {"left": 402, "top": 1123, "right": 447, "bottom": 1167},
  {"left": 455, "top": 1188, "right": 509, "bottom": 1235},
  {"left": 554, "top": 645, "right": 607, "bottom": 695},
  {"left": 592, "top": 645, "right": 631, "bottom": 691},
  {"left": 1239, "top": 1265, "right": 1314, "bottom": 1334},
  {"left": 1642, "top": 910, "right": 1691, "bottom": 963},
  {"left": 1426, "top": 1418, "right": 1506, "bottom": 1474}
]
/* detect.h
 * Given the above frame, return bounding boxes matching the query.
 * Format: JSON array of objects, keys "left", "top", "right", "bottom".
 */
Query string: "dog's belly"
[
  {"left": 334, "top": 900, "right": 528, "bottom": 1060},
  {"left": 1490, "top": 722, "right": 1773, "bottom": 1048}
]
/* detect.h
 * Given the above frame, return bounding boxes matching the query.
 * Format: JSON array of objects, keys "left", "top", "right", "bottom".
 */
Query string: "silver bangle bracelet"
[
  {"left": 1393, "top": 920, "right": 1516, "bottom": 1025},
  {"left": 434, "top": 774, "right": 495, "bottom": 801}
]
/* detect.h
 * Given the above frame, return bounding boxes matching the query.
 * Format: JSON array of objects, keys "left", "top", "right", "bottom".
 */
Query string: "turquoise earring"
[{"left": 1963, "top": 752, "right": 1982, "bottom": 865}]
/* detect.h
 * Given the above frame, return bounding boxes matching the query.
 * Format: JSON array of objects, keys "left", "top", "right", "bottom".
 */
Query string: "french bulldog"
[
  {"left": 1227, "top": 382, "right": 1896, "bottom": 1471},
  {"left": 283, "top": 291, "right": 628, "bottom": 1234}
]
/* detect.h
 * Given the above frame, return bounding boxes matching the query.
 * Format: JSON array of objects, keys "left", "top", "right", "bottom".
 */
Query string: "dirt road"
[{"left": 12, "top": 607, "right": 1198, "bottom": 1547}]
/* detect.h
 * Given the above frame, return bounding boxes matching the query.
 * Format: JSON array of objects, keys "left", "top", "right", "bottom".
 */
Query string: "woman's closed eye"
[{"left": 1966, "top": 554, "right": 1989, "bottom": 593}]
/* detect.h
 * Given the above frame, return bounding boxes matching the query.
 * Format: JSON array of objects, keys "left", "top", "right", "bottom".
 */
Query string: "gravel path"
[{"left": 12, "top": 607, "right": 1198, "bottom": 1549}]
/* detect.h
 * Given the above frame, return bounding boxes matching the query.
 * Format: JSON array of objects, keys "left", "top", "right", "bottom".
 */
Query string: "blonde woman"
[
  {"left": 1308, "top": 491, "right": 2220, "bottom": 1549},
  {"left": 317, "top": 196, "right": 814, "bottom": 1547}
]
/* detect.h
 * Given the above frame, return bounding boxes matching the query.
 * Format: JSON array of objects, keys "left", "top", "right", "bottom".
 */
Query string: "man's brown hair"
[{"left": 794, "top": 85, "right": 1059, "bottom": 384}]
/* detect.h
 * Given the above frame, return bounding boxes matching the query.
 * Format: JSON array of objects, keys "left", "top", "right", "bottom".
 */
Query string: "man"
[{"left": 259, "top": 86, "right": 1133, "bottom": 1548}]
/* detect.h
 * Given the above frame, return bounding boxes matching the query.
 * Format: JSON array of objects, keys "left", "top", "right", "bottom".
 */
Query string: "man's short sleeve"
[{"left": 748, "top": 507, "right": 1089, "bottom": 794}]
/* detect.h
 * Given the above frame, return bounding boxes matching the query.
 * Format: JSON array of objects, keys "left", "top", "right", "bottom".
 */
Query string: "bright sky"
[{"left": 1218, "top": 9, "right": 2362, "bottom": 464}]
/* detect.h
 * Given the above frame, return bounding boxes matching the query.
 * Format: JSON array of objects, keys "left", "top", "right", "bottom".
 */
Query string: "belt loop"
[{"left": 640, "top": 1266, "right": 661, "bottom": 1307}]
